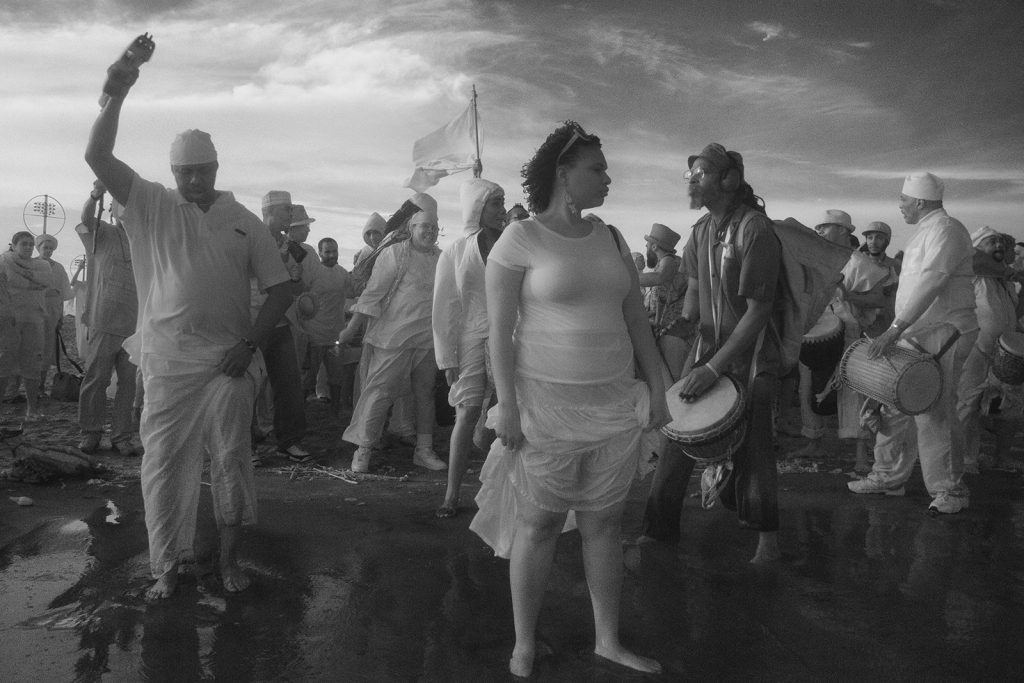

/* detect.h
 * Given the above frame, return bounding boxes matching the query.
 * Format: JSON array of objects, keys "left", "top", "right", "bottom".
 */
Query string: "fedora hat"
[{"left": 644, "top": 223, "right": 681, "bottom": 252}]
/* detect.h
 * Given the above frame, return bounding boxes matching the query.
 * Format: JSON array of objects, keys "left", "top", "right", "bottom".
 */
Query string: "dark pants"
[
  {"left": 259, "top": 325, "right": 306, "bottom": 449},
  {"left": 642, "top": 373, "right": 779, "bottom": 542}
]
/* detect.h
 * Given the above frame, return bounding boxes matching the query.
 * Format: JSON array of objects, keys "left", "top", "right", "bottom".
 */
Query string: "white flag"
[{"left": 403, "top": 102, "right": 480, "bottom": 192}]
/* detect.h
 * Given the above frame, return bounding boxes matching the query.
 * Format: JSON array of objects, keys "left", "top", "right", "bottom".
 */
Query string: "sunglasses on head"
[{"left": 555, "top": 125, "right": 594, "bottom": 165}]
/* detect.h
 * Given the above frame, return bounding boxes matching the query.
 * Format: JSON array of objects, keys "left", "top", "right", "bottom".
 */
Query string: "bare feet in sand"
[
  {"left": 220, "top": 561, "right": 251, "bottom": 593},
  {"left": 751, "top": 531, "right": 782, "bottom": 564},
  {"left": 145, "top": 567, "right": 179, "bottom": 601},
  {"left": 594, "top": 644, "right": 662, "bottom": 674}
]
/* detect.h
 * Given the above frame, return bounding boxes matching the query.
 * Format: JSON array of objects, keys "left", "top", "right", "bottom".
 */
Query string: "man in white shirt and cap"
[
  {"left": 85, "top": 60, "right": 293, "bottom": 599},
  {"left": 848, "top": 173, "right": 978, "bottom": 514},
  {"left": 254, "top": 191, "right": 311, "bottom": 464}
]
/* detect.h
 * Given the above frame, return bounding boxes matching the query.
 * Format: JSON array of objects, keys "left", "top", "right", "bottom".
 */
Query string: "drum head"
[
  {"left": 894, "top": 360, "right": 943, "bottom": 414},
  {"left": 664, "top": 375, "right": 739, "bottom": 437},
  {"left": 804, "top": 309, "right": 843, "bottom": 342},
  {"left": 999, "top": 332, "right": 1024, "bottom": 357}
]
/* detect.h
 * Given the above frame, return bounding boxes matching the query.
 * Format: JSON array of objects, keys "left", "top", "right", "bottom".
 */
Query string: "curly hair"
[{"left": 521, "top": 121, "right": 602, "bottom": 214}]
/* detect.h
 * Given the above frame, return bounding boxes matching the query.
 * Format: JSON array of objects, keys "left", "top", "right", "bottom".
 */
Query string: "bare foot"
[
  {"left": 751, "top": 531, "right": 782, "bottom": 564},
  {"left": 509, "top": 643, "right": 535, "bottom": 678},
  {"left": 220, "top": 562, "right": 251, "bottom": 593},
  {"left": 594, "top": 644, "right": 662, "bottom": 674},
  {"left": 145, "top": 568, "right": 179, "bottom": 601}
]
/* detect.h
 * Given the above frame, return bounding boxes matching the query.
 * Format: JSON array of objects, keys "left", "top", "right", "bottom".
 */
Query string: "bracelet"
[
  {"left": 704, "top": 362, "right": 720, "bottom": 379},
  {"left": 241, "top": 338, "right": 258, "bottom": 352}
]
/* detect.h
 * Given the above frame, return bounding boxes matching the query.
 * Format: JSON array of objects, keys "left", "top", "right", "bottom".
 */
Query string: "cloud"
[{"left": 747, "top": 21, "right": 797, "bottom": 42}]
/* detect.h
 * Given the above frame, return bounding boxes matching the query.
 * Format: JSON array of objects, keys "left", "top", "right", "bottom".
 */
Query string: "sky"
[{"left": 1, "top": 0, "right": 1023, "bottom": 271}]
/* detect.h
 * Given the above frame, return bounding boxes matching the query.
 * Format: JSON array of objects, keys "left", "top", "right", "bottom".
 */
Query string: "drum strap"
[{"left": 907, "top": 329, "right": 961, "bottom": 361}]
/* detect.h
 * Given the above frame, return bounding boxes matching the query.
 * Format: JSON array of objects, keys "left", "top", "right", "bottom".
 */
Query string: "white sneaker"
[
  {"left": 413, "top": 447, "right": 448, "bottom": 471},
  {"left": 847, "top": 475, "right": 905, "bottom": 496},
  {"left": 928, "top": 492, "right": 969, "bottom": 515},
  {"left": 351, "top": 446, "right": 372, "bottom": 473}
]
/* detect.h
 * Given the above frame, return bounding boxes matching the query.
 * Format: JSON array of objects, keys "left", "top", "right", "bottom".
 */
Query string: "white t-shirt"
[
  {"left": 121, "top": 174, "right": 290, "bottom": 362},
  {"left": 488, "top": 217, "right": 633, "bottom": 384}
]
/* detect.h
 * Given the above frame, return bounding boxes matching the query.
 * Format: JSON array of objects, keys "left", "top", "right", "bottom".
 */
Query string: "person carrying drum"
[
  {"left": 641, "top": 142, "right": 783, "bottom": 564},
  {"left": 848, "top": 172, "right": 978, "bottom": 515},
  {"left": 956, "top": 227, "right": 1024, "bottom": 472},
  {"left": 789, "top": 210, "right": 856, "bottom": 463}
]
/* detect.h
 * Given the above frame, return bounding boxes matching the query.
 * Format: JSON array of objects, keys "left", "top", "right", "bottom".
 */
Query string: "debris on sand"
[{"left": 4, "top": 443, "right": 108, "bottom": 484}]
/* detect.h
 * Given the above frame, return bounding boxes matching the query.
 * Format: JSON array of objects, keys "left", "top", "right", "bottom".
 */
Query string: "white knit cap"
[
  {"left": 902, "top": 172, "right": 944, "bottom": 201},
  {"left": 169, "top": 129, "right": 217, "bottom": 166}
]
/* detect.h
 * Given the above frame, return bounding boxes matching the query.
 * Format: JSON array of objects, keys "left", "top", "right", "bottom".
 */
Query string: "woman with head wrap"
[
  {"left": 469, "top": 122, "right": 668, "bottom": 677},
  {"left": 34, "top": 234, "right": 74, "bottom": 392},
  {"left": 338, "top": 197, "right": 445, "bottom": 473},
  {"left": 431, "top": 177, "right": 507, "bottom": 518},
  {"left": 0, "top": 231, "right": 54, "bottom": 419}
]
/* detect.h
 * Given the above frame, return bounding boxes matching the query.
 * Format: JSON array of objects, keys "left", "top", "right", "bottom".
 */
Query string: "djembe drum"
[
  {"left": 662, "top": 373, "right": 747, "bottom": 463},
  {"left": 838, "top": 338, "right": 942, "bottom": 415}
]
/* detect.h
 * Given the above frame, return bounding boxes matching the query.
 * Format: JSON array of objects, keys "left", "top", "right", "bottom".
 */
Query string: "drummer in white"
[
  {"left": 956, "top": 227, "right": 1024, "bottom": 472},
  {"left": 848, "top": 172, "right": 978, "bottom": 514}
]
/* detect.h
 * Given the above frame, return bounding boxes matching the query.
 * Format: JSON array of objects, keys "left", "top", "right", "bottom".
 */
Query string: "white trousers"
[
  {"left": 343, "top": 344, "right": 433, "bottom": 447},
  {"left": 140, "top": 352, "right": 265, "bottom": 577},
  {"left": 870, "top": 326, "right": 976, "bottom": 497}
]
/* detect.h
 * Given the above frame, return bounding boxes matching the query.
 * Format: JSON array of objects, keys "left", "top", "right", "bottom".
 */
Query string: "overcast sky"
[{"left": 1, "top": 0, "right": 1022, "bottom": 269}]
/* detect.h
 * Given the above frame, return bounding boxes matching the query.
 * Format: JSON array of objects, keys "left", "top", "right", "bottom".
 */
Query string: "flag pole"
[{"left": 472, "top": 84, "right": 482, "bottom": 178}]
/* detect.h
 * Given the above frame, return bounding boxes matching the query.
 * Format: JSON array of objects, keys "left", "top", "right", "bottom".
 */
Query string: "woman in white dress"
[{"left": 470, "top": 122, "right": 670, "bottom": 677}]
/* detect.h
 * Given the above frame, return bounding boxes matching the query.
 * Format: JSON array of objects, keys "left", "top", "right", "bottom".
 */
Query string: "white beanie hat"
[
  {"left": 902, "top": 172, "right": 944, "bottom": 201},
  {"left": 170, "top": 129, "right": 217, "bottom": 166}
]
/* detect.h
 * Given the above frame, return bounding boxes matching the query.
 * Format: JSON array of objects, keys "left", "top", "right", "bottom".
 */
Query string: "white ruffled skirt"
[{"left": 469, "top": 374, "right": 651, "bottom": 558}]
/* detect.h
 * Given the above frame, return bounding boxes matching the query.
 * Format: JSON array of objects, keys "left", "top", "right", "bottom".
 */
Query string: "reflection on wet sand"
[{"left": 1, "top": 471, "right": 1024, "bottom": 681}]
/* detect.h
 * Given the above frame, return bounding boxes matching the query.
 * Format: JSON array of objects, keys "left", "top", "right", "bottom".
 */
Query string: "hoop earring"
[{"left": 564, "top": 188, "right": 580, "bottom": 218}]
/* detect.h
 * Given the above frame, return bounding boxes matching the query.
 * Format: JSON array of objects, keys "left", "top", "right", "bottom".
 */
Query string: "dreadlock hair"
[{"left": 521, "top": 121, "right": 602, "bottom": 214}]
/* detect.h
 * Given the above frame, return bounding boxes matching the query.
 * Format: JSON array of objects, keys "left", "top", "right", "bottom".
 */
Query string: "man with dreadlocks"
[{"left": 641, "top": 143, "right": 783, "bottom": 563}]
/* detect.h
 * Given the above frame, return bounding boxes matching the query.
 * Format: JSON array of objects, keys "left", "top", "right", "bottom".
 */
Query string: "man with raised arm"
[{"left": 85, "top": 58, "right": 292, "bottom": 599}]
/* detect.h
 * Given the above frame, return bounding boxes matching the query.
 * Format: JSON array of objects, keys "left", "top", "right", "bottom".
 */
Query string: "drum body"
[
  {"left": 838, "top": 338, "right": 942, "bottom": 415},
  {"left": 992, "top": 332, "right": 1024, "bottom": 385},
  {"left": 800, "top": 310, "right": 845, "bottom": 372},
  {"left": 662, "top": 374, "right": 747, "bottom": 463}
]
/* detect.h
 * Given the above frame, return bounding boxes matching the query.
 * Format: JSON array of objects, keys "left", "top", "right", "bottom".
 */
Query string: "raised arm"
[{"left": 84, "top": 64, "right": 139, "bottom": 207}]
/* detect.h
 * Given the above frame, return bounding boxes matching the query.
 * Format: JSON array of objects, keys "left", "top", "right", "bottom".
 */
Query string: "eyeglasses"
[
  {"left": 684, "top": 168, "right": 717, "bottom": 182},
  {"left": 556, "top": 125, "right": 594, "bottom": 165}
]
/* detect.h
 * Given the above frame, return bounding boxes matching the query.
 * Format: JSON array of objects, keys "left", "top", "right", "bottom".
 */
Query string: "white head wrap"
[
  {"left": 459, "top": 178, "right": 503, "bottom": 235},
  {"left": 169, "top": 129, "right": 217, "bottom": 166},
  {"left": 902, "top": 172, "right": 944, "bottom": 201}
]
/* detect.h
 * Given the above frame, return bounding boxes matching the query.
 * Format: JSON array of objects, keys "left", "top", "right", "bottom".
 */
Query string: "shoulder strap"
[
  {"left": 608, "top": 225, "right": 622, "bottom": 253},
  {"left": 57, "top": 330, "right": 84, "bottom": 375}
]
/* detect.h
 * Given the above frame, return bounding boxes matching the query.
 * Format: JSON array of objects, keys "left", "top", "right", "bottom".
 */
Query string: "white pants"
[
  {"left": 343, "top": 344, "right": 433, "bottom": 447},
  {"left": 140, "top": 352, "right": 265, "bottom": 577},
  {"left": 869, "top": 326, "right": 976, "bottom": 497},
  {"left": 956, "top": 343, "right": 992, "bottom": 466}
]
